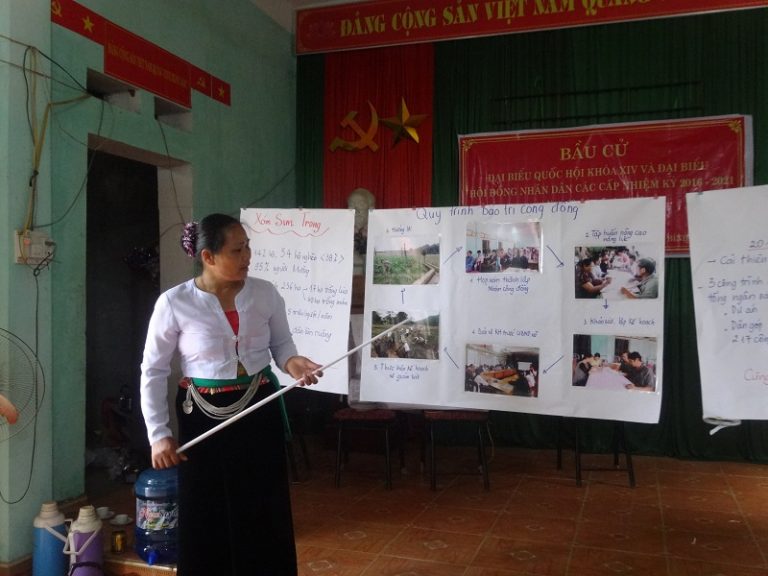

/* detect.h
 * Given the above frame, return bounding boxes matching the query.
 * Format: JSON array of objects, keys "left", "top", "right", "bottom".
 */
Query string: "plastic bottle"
[
  {"left": 32, "top": 501, "right": 69, "bottom": 576},
  {"left": 63, "top": 505, "right": 103, "bottom": 576},
  {"left": 134, "top": 467, "right": 178, "bottom": 565}
]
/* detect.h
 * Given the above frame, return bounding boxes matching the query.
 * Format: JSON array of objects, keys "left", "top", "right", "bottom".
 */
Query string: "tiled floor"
[{"left": 89, "top": 435, "right": 768, "bottom": 576}]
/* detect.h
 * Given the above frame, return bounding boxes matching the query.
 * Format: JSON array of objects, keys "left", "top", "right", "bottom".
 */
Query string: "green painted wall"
[
  {"left": 1, "top": 0, "right": 55, "bottom": 564},
  {"left": 1, "top": 0, "right": 296, "bottom": 564}
]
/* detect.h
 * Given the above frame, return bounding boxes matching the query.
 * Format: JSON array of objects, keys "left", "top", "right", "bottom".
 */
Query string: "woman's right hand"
[{"left": 151, "top": 436, "right": 187, "bottom": 469}]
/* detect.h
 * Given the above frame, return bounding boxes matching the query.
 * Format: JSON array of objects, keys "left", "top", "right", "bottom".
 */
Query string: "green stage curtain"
[{"left": 296, "top": 54, "right": 325, "bottom": 209}]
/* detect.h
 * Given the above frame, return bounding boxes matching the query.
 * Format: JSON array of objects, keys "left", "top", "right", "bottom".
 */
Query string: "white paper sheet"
[
  {"left": 241, "top": 208, "right": 354, "bottom": 393},
  {"left": 359, "top": 198, "right": 665, "bottom": 423},
  {"left": 687, "top": 186, "right": 768, "bottom": 424}
]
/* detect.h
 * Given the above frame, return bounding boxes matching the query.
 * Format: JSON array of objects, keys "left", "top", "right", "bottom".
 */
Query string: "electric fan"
[{"left": 0, "top": 328, "right": 44, "bottom": 442}]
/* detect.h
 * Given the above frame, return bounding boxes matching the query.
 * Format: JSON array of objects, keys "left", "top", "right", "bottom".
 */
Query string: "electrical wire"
[
  {"left": 244, "top": 164, "right": 296, "bottom": 208},
  {"left": 23, "top": 46, "right": 39, "bottom": 232},
  {"left": 0, "top": 54, "right": 84, "bottom": 94},
  {"left": 3, "top": 32, "right": 89, "bottom": 94},
  {"left": 34, "top": 100, "right": 106, "bottom": 230},
  {"left": 24, "top": 94, "right": 92, "bottom": 230},
  {"left": 19, "top": 44, "right": 92, "bottom": 233},
  {"left": 0, "top": 32, "right": 86, "bottom": 93},
  {"left": 155, "top": 119, "right": 187, "bottom": 225},
  {"left": 22, "top": 47, "right": 36, "bottom": 147}
]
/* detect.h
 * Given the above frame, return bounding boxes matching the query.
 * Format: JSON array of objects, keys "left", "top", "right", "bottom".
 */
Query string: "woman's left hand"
[{"left": 285, "top": 355, "right": 323, "bottom": 385}]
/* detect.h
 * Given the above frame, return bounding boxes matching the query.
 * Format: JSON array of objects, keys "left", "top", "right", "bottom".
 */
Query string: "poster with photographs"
[
  {"left": 240, "top": 208, "right": 354, "bottom": 394},
  {"left": 563, "top": 198, "right": 665, "bottom": 422},
  {"left": 359, "top": 198, "right": 665, "bottom": 423},
  {"left": 687, "top": 186, "right": 768, "bottom": 424}
]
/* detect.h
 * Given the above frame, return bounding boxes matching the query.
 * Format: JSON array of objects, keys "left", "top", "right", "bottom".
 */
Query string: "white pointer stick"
[{"left": 177, "top": 318, "right": 410, "bottom": 454}]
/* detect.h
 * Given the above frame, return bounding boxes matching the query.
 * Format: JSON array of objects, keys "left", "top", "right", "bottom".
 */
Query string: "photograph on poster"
[
  {"left": 372, "top": 235, "right": 440, "bottom": 285},
  {"left": 465, "top": 343, "right": 540, "bottom": 398},
  {"left": 572, "top": 334, "right": 658, "bottom": 392},
  {"left": 370, "top": 310, "right": 439, "bottom": 360},
  {"left": 465, "top": 221, "right": 542, "bottom": 273},
  {"left": 574, "top": 245, "right": 660, "bottom": 300}
]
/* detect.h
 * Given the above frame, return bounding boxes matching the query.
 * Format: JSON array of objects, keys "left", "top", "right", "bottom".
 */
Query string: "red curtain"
[{"left": 322, "top": 43, "right": 434, "bottom": 209}]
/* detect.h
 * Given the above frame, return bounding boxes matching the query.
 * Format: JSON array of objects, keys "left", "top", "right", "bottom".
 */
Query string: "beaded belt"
[
  {"left": 179, "top": 373, "right": 271, "bottom": 419},
  {"left": 179, "top": 374, "right": 270, "bottom": 395}
]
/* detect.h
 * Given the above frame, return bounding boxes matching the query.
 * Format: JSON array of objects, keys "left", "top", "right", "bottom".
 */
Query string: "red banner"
[
  {"left": 297, "top": 0, "right": 768, "bottom": 54},
  {"left": 459, "top": 116, "right": 752, "bottom": 254},
  {"left": 104, "top": 23, "right": 191, "bottom": 108},
  {"left": 52, "top": 0, "right": 229, "bottom": 107}
]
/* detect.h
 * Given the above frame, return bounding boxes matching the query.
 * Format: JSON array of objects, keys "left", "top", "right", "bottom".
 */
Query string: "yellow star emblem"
[
  {"left": 381, "top": 98, "right": 427, "bottom": 145},
  {"left": 82, "top": 15, "right": 94, "bottom": 33}
]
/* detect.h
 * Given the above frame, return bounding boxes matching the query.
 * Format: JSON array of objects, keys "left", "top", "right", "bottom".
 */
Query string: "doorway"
[{"left": 85, "top": 150, "right": 159, "bottom": 473}]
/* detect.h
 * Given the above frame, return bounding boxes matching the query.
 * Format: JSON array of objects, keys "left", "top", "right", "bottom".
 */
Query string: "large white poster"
[
  {"left": 687, "top": 186, "right": 768, "bottom": 424},
  {"left": 241, "top": 208, "right": 354, "bottom": 393},
  {"left": 359, "top": 198, "right": 665, "bottom": 423}
]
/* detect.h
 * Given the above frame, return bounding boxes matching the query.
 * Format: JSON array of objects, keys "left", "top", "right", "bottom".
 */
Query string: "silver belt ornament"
[{"left": 182, "top": 374, "right": 261, "bottom": 419}]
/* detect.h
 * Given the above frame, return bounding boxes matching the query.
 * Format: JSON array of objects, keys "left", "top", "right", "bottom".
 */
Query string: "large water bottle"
[
  {"left": 135, "top": 467, "right": 178, "bottom": 565},
  {"left": 63, "top": 505, "right": 103, "bottom": 576},
  {"left": 32, "top": 501, "right": 69, "bottom": 576}
]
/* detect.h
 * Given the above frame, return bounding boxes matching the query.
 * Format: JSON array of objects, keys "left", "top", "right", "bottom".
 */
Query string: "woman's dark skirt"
[{"left": 174, "top": 372, "right": 296, "bottom": 576}]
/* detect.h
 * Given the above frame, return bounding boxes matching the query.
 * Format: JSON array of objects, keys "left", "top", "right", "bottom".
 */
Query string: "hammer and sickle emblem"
[
  {"left": 51, "top": 0, "right": 63, "bottom": 17},
  {"left": 330, "top": 101, "right": 379, "bottom": 152}
]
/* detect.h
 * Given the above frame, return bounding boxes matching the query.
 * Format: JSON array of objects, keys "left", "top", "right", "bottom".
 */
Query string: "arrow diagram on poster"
[
  {"left": 443, "top": 246, "right": 463, "bottom": 264},
  {"left": 443, "top": 347, "right": 459, "bottom": 369},
  {"left": 546, "top": 245, "right": 564, "bottom": 268},
  {"left": 543, "top": 355, "right": 564, "bottom": 374}
]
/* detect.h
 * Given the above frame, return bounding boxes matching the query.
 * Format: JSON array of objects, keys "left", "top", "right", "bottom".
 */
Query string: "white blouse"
[{"left": 140, "top": 277, "right": 298, "bottom": 444}]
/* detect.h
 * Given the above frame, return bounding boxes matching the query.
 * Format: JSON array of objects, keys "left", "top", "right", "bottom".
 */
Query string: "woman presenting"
[{"left": 140, "top": 213, "right": 322, "bottom": 575}]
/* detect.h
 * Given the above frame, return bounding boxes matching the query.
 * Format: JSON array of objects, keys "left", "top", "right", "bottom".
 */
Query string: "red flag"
[{"left": 323, "top": 43, "right": 433, "bottom": 209}]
